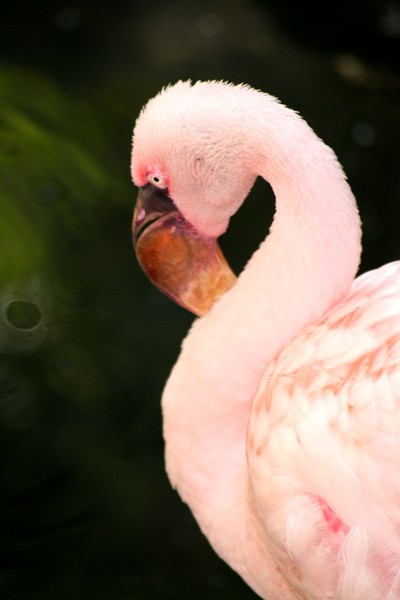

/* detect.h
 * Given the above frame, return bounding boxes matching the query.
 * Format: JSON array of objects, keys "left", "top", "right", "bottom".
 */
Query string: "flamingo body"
[
  {"left": 249, "top": 261, "right": 400, "bottom": 598},
  {"left": 131, "top": 81, "right": 400, "bottom": 599}
]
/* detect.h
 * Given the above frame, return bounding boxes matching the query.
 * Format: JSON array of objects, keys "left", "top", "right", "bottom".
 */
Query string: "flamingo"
[{"left": 130, "top": 80, "right": 400, "bottom": 599}]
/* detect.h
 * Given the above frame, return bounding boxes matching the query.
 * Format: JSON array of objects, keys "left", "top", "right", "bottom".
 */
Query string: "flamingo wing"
[{"left": 248, "top": 261, "right": 400, "bottom": 599}]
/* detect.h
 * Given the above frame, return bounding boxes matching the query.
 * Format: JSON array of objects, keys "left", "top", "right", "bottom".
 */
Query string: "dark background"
[{"left": 1, "top": 1, "right": 399, "bottom": 598}]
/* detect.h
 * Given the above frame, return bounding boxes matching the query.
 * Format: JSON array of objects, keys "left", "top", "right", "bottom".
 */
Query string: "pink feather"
[{"left": 131, "top": 81, "right": 400, "bottom": 599}]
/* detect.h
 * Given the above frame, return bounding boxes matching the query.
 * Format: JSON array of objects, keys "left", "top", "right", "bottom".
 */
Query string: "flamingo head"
[{"left": 131, "top": 81, "right": 258, "bottom": 315}]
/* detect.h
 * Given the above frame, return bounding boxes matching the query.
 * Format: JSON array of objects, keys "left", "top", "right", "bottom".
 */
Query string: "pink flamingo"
[{"left": 131, "top": 81, "right": 400, "bottom": 599}]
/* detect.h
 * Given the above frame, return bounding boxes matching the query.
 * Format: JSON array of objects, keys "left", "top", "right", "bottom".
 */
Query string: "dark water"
[{"left": 1, "top": 1, "right": 399, "bottom": 598}]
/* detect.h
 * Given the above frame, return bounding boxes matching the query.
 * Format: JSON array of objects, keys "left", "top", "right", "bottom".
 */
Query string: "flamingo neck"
[{"left": 161, "top": 102, "right": 362, "bottom": 577}]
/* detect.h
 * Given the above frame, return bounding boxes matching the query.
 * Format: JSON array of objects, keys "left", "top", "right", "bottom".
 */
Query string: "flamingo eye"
[{"left": 147, "top": 172, "right": 167, "bottom": 189}]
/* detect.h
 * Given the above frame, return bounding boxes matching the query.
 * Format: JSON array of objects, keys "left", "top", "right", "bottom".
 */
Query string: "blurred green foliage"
[
  {"left": 0, "top": 64, "right": 247, "bottom": 600},
  {"left": 0, "top": 67, "right": 110, "bottom": 279}
]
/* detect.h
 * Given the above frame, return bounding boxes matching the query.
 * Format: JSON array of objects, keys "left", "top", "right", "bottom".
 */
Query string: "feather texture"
[
  {"left": 249, "top": 262, "right": 400, "bottom": 597},
  {"left": 131, "top": 81, "right": 400, "bottom": 599}
]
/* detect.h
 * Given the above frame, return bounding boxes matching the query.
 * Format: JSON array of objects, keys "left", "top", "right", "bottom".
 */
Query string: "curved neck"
[{"left": 161, "top": 100, "right": 362, "bottom": 571}]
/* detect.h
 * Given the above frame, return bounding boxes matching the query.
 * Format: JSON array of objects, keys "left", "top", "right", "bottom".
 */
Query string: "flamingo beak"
[{"left": 132, "top": 184, "right": 236, "bottom": 317}]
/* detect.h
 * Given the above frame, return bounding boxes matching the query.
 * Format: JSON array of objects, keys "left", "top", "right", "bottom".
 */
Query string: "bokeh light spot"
[
  {"left": 5, "top": 300, "right": 42, "bottom": 330},
  {"left": 35, "top": 177, "right": 68, "bottom": 204},
  {"left": 197, "top": 13, "right": 225, "bottom": 37},
  {"left": 351, "top": 122, "right": 376, "bottom": 147},
  {"left": 55, "top": 6, "right": 82, "bottom": 30}
]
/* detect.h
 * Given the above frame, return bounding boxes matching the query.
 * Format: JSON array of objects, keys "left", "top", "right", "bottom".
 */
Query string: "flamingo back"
[{"left": 248, "top": 261, "right": 400, "bottom": 599}]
